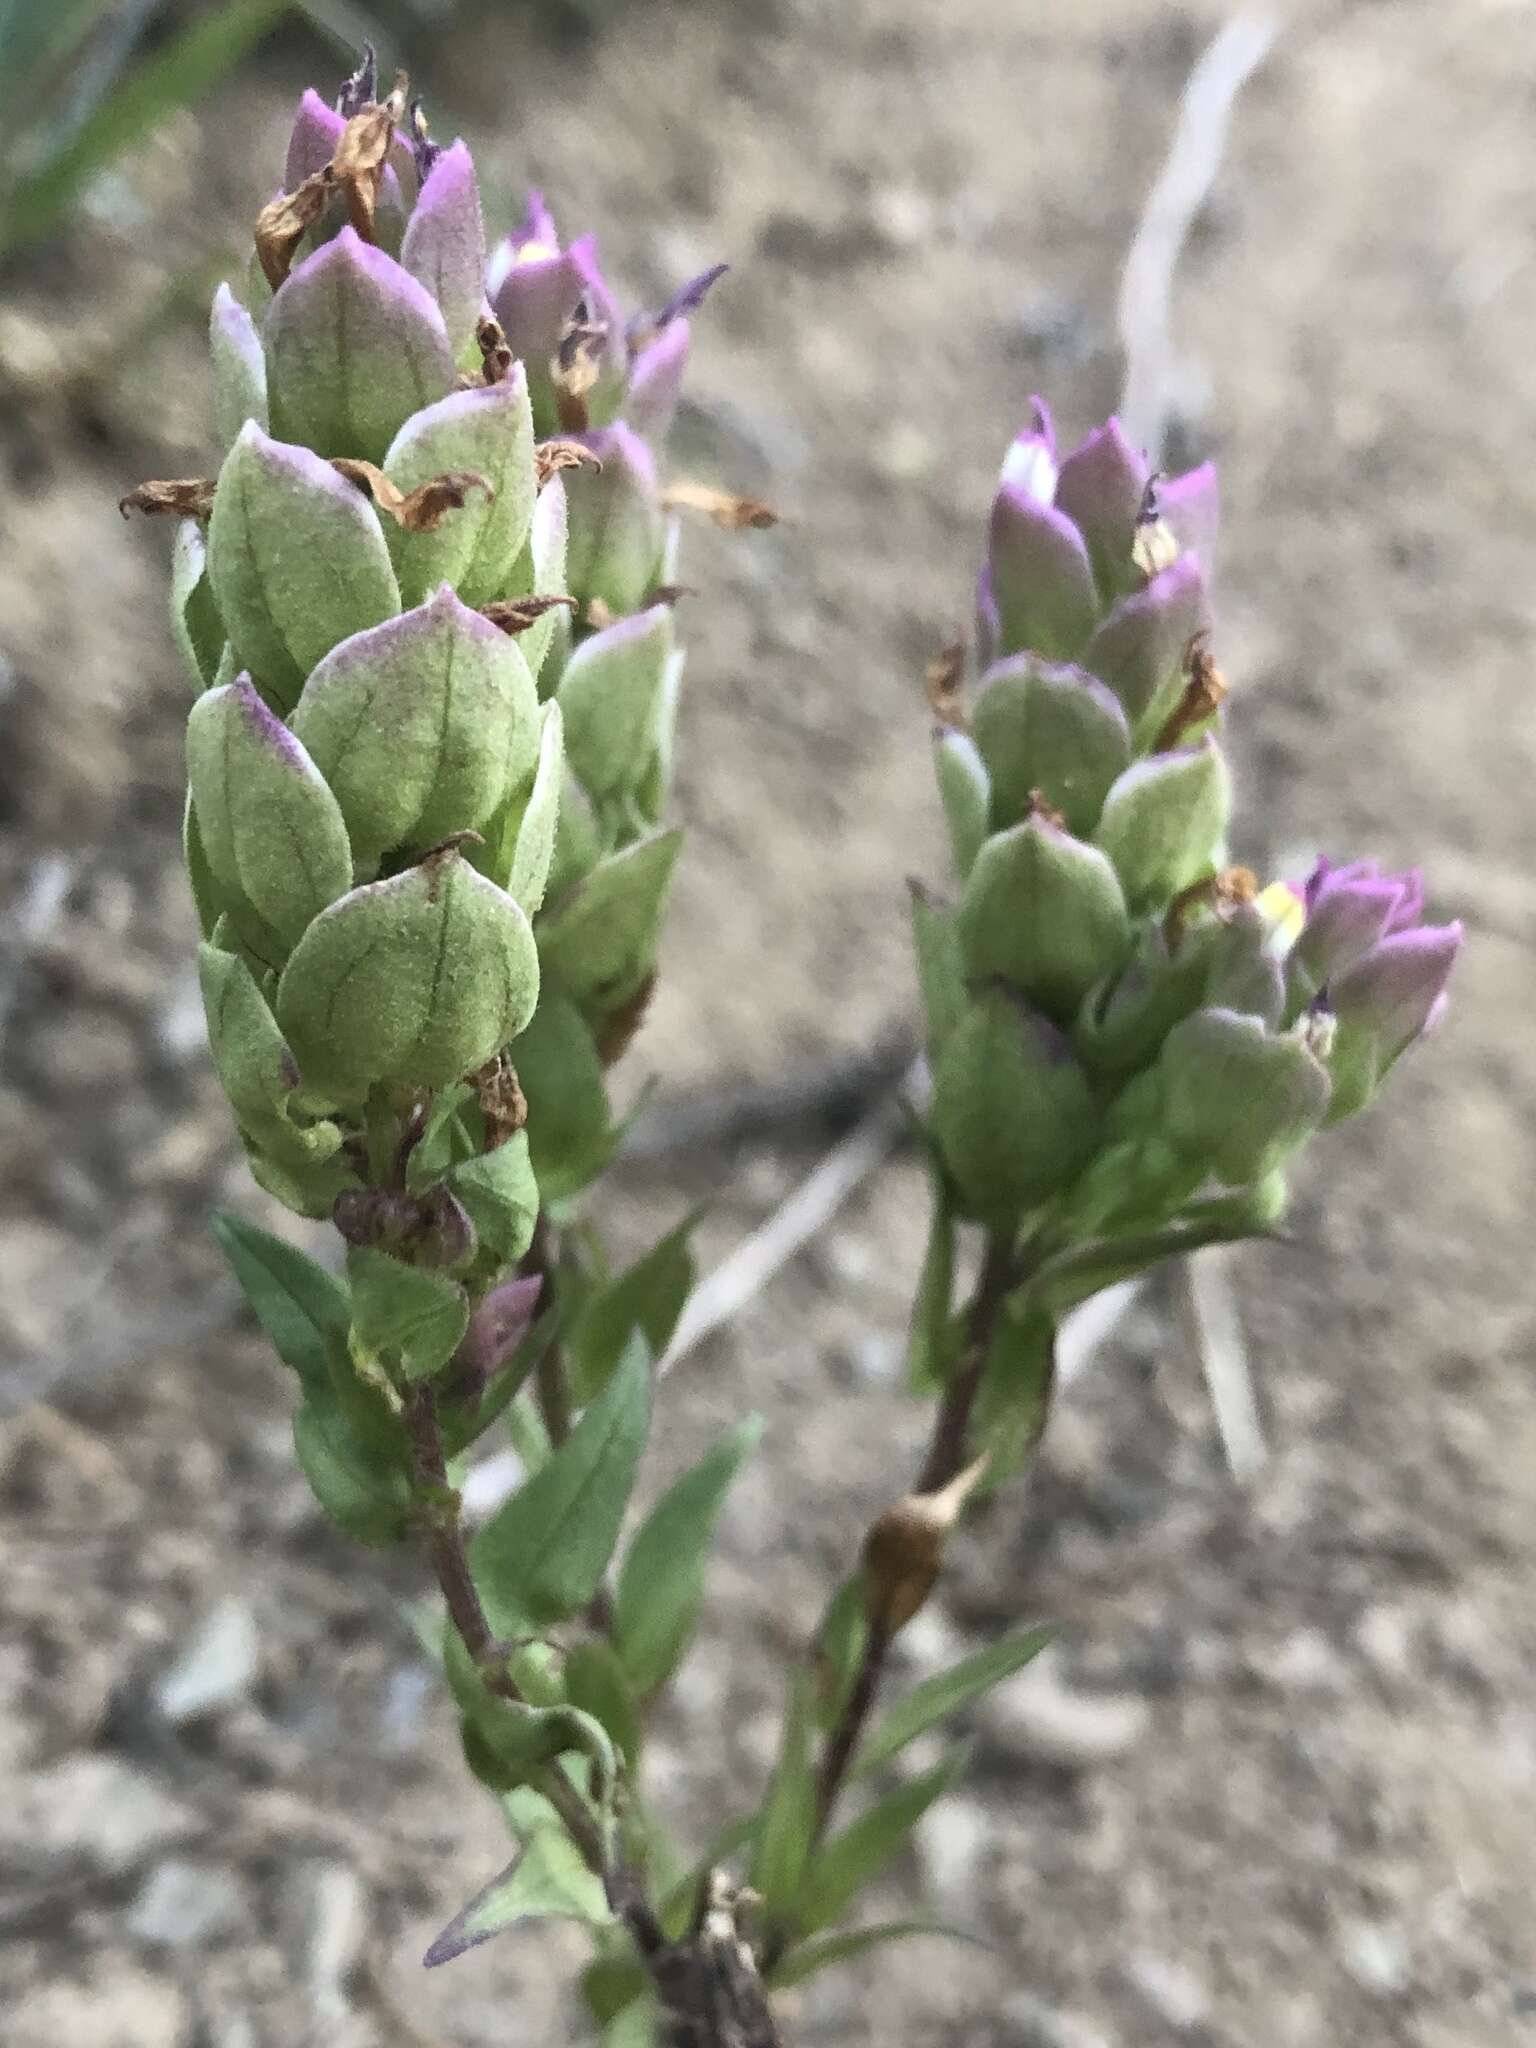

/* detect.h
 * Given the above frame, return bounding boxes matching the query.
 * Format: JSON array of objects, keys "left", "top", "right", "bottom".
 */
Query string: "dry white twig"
[
  {"left": 657, "top": 1058, "right": 928, "bottom": 1377},
  {"left": 1117, "top": 10, "right": 1279, "bottom": 464},
  {"left": 1177, "top": 1245, "right": 1268, "bottom": 1478}
]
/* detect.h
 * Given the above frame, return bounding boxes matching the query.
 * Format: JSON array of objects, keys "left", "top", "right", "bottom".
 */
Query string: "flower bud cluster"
[
  {"left": 177, "top": 65, "right": 718, "bottom": 1230},
  {"left": 923, "top": 403, "right": 1460, "bottom": 1234}
]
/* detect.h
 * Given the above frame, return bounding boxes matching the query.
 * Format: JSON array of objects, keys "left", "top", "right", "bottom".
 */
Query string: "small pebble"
[
  {"left": 155, "top": 1596, "right": 260, "bottom": 1724},
  {"left": 981, "top": 1647, "right": 1151, "bottom": 1768},
  {"left": 1124, "top": 1951, "right": 1211, "bottom": 2029},
  {"left": 128, "top": 1857, "right": 246, "bottom": 1949},
  {"left": 1336, "top": 1917, "right": 1411, "bottom": 1995}
]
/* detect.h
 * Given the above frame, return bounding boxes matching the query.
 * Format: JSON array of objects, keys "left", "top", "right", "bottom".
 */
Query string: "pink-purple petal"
[{"left": 987, "top": 484, "right": 1099, "bottom": 661}]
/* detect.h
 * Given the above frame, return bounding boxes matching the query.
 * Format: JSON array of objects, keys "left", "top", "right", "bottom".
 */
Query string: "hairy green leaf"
[{"left": 569, "top": 1212, "right": 699, "bottom": 1402}]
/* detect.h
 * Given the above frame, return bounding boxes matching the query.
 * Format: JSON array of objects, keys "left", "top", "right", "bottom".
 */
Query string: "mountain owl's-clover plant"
[{"left": 123, "top": 48, "right": 1460, "bottom": 2048}]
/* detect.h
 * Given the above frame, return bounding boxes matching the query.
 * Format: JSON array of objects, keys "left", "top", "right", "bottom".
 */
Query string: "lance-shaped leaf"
[
  {"left": 199, "top": 941, "right": 340, "bottom": 1152},
  {"left": 291, "top": 586, "right": 539, "bottom": 871},
  {"left": 568, "top": 1213, "right": 699, "bottom": 1402},
  {"left": 447, "top": 1131, "right": 540, "bottom": 1268},
  {"left": 186, "top": 676, "right": 352, "bottom": 946},
  {"left": 184, "top": 795, "right": 222, "bottom": 938},
  {"left": 929, "top": 987, "right": 1102, "bottom": 1223},
  {"left": 750, "top": 1669, "right": 818, "bottom": 1916},
  {"left": 562, "top": 1638, "right": 643, "bottom": 1772},
  {"left": 471, "top": 1340, "right": 652, "bottom": 1634},
  {"left": 382, "top": 370, "right": 536, "bottom": 609},
  {"left": 932, "top": 728, "right": 989, "bottom": 880},
  {"left": 904, "top": 1162, "right": 957, "bottom": 1394},
  {"left": 347, "top": 1247, "right": 469, "bottom": 1382},
  {"left": 207, "top": 422, "right": 401, "bottom": 713},
  {"left": 856, "top": 1628, "right": 1054, "bottom": 1776},
  {"left": 770, "top": 1920, "right": 983, "bottom": 1990},
  {"left": 1081, "top": 555, "right": 1207, "bottom": 737},
  {"left": 798, "top": 1749, "right": 971, "bottom": 1935},
  {"left": 498, "top": 700, "right": 564, "bottom": 917},
  {"left": 538, "top": 829, "right": 681, "bottom": 1015},
  {"left": 557, "top": 606, "right": 673, "bottom": 809},
  {"left": 277, "top": 850, "right": 539, "bottom": 1095},
  {"left": 1093, "top": 738, "right": 1232, "bottom": 912},
  {"left": 957, "top": 815, "right": 1132, "bottom": 1022},
  {"left": 264, "top": 229, "right": 455, "bottom": 463},
  {"left": 171, "top": 519, "right": 224, "bottom": 693},
  {"left": 400, "top": 138, "right": 486, "bottom": 359},
  {"left": 971, "top": 655, "right": 1130, "bottom": 836},
  {"left": 209, "top": 1208, "right": 349, "bottom": 1404},
  {"left": 615, "top": 1416, "right": 762, "bottom": 1696},
  {"left": 561, "top": 424, "right": 666, "bottom": 617},
  {"left": 210, "top": 282, "right": 268, "bottom": 449}
]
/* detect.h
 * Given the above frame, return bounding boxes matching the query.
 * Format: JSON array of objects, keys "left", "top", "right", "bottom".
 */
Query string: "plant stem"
[
  {"left": 402, "top": 1383, "right": 628, "bottom": 1906},
  {"left": 810, "top": 1228, "right": 1018, "bottom": 1843}
]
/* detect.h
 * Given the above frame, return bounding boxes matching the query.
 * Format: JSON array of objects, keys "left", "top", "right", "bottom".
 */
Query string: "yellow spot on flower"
[{"left": 1255, "top": 880, "right": 1306, "bottom": 957}]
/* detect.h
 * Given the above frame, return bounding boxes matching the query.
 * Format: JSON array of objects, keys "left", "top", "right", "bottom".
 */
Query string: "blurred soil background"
[{"left": 2, "top": 0, "right": 1534, "bottom": 2043}]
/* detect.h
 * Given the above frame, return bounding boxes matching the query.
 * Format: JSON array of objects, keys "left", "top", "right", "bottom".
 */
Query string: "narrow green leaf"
[
  {"left": 769, "top": 1918, "right": 985, "bottom": 1990},
  {"left": 749, "top": 1670, "right": 818, "bottom": 1916},
  {"left": 615, "top": 1416, "right": 762, "bottom": 1696},
  {"left": 471, "top": 1340, "right": 651, "bottom": 1633},
  {"left": 904, "top": 1168, "right": 957, "bottom": 1394},
  {"left": 570, "top": 1212, "right": 700, "bottom": 1402},
  {"left": 210, "top": 1209, "right": 347, "bottom": 1403},
  {"left": 812, "top": 1575, "right": 871, "bottom": 1733},
  {"left": 583, "top": 1956, "right": 649, "bottom": 2027},
  {"left": 448, "top": 1132, "right": 539, "bottom": 1269},
  {"left": 347, "top": 1247, "right": 469, "bottom": 1384},
  {"left": 799, "top": 1750, "right": 970, "bottom": 1935},
  {"left": 0, "top": 0, "right": 291, "bottom": 259},
  {"left": 856, "top": 1628, "right": 1054, "bottom": 1777}
]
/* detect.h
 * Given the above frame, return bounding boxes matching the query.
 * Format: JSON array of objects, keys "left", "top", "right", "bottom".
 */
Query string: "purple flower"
[
  {"left": 1292, "top": 857, "right": 1462, "bottom": 1118},
  {"left": 455, "top": 1274, "right": 543, "bottom": 1381},
  {"left": 978, "top": 404, "right": 1216, "bottom": 737},
  {"left": 1296, "top": 858, "right": 1427, "bottom": 982}
]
